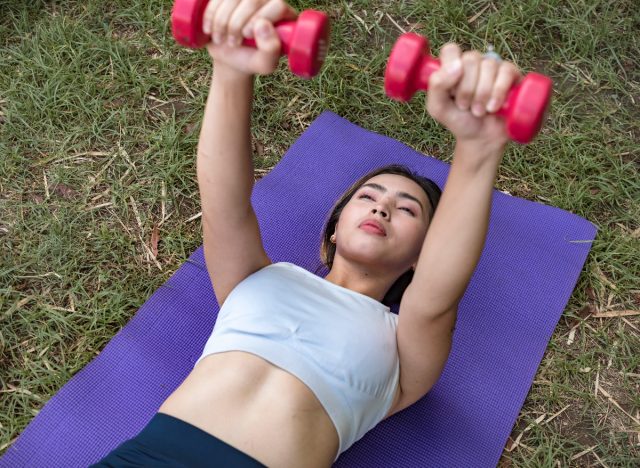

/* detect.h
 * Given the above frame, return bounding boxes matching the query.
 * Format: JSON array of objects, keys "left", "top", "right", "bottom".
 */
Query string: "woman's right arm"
[
  {"left": 195, "top": 1, "right": 296, "bottom": 305},
  {"left": 196, "top": 65, "right": 269, "bottom": 307}
]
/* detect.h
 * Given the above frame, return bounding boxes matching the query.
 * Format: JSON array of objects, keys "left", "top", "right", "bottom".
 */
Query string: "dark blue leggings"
[{"left": 91, "top": 413, "right": 266, "bottom": 467}]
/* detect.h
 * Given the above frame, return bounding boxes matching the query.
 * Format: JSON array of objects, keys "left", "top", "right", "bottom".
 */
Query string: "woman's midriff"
[{"left": 158, "top": 351, "right": 340, "bottom": 468}]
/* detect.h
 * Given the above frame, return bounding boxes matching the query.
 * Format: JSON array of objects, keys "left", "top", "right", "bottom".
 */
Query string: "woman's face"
[{"left": 334, "top": 174, "right": 431, "bottom": 272}]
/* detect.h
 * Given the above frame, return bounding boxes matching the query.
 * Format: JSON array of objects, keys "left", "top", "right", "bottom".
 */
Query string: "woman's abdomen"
[{"left": 159, "top": 351, "right": 339, "bottom": 468}]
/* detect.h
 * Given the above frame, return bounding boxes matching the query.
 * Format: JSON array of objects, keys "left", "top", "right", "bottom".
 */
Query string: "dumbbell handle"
[
  {"left": 240, "top": 22, "right": 295, "bottom": 55},
  {"left": 408, "top": 56, "right": 524, "bottom": 117}
]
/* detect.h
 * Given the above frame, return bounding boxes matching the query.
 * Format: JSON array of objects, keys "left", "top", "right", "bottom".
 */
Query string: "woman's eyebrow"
[{"left": 361, "top": 183, "right": 425, "bottom": 212}]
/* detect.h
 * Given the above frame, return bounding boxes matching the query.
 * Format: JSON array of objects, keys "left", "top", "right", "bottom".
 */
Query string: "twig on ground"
[
  {"left": 129, "top": 197, "right": 144, "bottom": 238},
  {"left": 0, "top": 437, "right": 18, "bottom": 452},
  {"left": 598, "top": 386, "right": 640, "bottom": 426},
  {"left": 385, "top": 13, "right": 406, "bottom": 34},
  {"left": 15, "top": 272, "right": 62, "bottom": 280},
  {"left": 542, "top": 405, "right": 571, "bottom": 426},
  {"left": 570, "top": 445, "right": 597, "bottom": 461},
  {"left": 468, "top": 3, "right": 491, "bottom": 23},
  {"left": 42, "top": 170, "right": 50, "bottom": 199},
  {"left": 620, "top": 317, "right": 638, "bottom": 331},
  {"left": 594, "top": 264, "right": 617, "bottom": 290},
  {"left": 109, "top": 208, "right": 134, "bottom": 238},
  {"left": 593, "top": 310, "right": 639, "bottom": 318},
  {"left": 88, "top": 152, "right": 118, "bottom": 185},
  {"left": 187, "top": 211, "right": 202, "bottom": 222},
  {"left": 86, "top": 202, "right": 113, "bottom": 211},
  {"left": 506, "top": 413, "right": 546, "bottom": 451},
  {"left": 161, "top": 180, "right": 166, "bottom": 223},
  {"left": 137, "top": 233, "right": 162, "bottom": 271},
  {"left": 591, "top": 449, "right": 610, "bottom": 468},
  {"left": 179, "top": 76, "right": 195, "bottom": 99},
  {"left": 158, "top": 211, "right": 173, "bottom": 227}
]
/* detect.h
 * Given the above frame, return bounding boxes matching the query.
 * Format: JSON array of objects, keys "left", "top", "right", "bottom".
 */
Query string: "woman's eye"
[
  {"left": 399, "top": 207, "right": 415, "bottom": 216},
  {"left": 358, "top": 194, "right": 374, "bottom": 200}
]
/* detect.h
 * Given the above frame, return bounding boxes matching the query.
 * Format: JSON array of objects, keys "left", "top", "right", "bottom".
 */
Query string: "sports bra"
[{"left": 196, "top": 262, "right": 400, "bottom": 458}]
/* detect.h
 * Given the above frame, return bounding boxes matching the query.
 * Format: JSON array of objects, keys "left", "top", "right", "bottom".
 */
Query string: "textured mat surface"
[{"left": 2, "top": 111, "right": 597, "bottom": 467}]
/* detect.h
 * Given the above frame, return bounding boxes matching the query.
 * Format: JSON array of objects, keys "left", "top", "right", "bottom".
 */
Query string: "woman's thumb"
[{"left": 250, "top": 18, "right": 281, "bottom": 75}]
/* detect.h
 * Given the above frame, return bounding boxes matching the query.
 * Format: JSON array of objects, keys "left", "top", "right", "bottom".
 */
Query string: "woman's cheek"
[{"left": 406, "top": 223, "right": 427, "bottom": 253}]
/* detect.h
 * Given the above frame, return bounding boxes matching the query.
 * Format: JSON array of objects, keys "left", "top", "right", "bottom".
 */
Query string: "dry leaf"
[
  {"left": 182, "top": 121, "right": 198, "bottom": 135},
  {"left": 254, "top": 139, "right": 265, "bottom": 157},
  {"left": 579, "top": 304, "right": 596, "bottom": 318},
  {"left": 568, "top": 304, "right": 596, "bottom": 328},
  {"left": 150, "top": 224, "right": 160, "bottom": 258},
  {"left": 53, "top": 183, "right": 77, "bottom": 199}
]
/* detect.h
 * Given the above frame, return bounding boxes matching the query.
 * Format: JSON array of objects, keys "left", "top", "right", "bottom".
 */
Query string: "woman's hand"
[
  {"left": 426, "top": 44, "right": 522, "bottom": 151},
  {"left": 203, "top": 0, "right": 297, "bottom": 76}
]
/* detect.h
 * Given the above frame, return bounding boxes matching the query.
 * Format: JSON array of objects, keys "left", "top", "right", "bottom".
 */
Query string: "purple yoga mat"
[{"left": 2, "top": 111, "right": 596, "bottom": 467}]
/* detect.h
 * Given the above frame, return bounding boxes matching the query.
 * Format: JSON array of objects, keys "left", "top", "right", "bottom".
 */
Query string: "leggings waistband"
[{"left": 92, "top": 412, "right": 266, "bottom": 467}]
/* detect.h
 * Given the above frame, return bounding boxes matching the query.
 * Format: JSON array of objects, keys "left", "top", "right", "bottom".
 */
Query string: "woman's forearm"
[
  {"left": 407, "top": 141, "right": 503, "bottom": 315},
  {"left": 197, "top": 65, "right": 255, "bottom": 218}
]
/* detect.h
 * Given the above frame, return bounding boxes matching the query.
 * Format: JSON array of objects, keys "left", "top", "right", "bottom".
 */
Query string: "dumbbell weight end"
[{"left": 384, "top": 33, "right": 439, "bottom": 101}]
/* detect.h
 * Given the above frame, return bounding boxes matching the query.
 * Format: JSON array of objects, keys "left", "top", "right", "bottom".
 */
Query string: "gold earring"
[{"left": 330, "top": 234, "right": 336, "bottom": 244}]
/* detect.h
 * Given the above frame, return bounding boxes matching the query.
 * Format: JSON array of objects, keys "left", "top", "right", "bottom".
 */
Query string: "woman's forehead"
[{"left": 362, "top": 174, "right": 427, "bottom": 200}]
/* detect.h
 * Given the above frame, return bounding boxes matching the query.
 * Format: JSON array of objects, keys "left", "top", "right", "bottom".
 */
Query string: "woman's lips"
[{"left": 359, "top": 222, "right": 386, "bottom": 236}]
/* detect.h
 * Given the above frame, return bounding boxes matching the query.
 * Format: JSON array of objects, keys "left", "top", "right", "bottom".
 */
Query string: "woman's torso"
[
  {"left": 159, "top": 263, "right": 401, "bottom": 467},
  {"left": 159, "top": 351, "right": 361, "bottom": 467}
]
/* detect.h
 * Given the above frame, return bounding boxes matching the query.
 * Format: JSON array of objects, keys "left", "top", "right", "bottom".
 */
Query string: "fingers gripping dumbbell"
[
  {"left": 171, "top": 0, "right": 330, "bottom": 79},
  {"left": 384, "top": 33, "right": 553, "bottom": 144}
]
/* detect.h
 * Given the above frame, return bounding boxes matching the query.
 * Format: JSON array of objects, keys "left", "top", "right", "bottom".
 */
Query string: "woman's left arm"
[
  {"left": 407, "top": 142, "right": 502, "bottom": 316},
  {"left": 392, "top": 44, "right": 521, "bottom": 414}
]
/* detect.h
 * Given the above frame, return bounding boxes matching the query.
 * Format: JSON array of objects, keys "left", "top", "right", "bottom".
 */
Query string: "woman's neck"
[{"left": 323, "top": 258, "right": 400, "bottom": 302}]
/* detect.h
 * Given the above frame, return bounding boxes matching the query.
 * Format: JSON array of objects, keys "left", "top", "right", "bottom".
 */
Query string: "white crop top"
[{"left": 196, "top": 262, "right": 400, "bottom": 458}]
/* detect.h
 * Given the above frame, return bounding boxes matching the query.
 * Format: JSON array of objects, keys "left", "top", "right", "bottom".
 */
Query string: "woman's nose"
[{"left": 372, "top": 207, "right": 388, "bottom": 218}]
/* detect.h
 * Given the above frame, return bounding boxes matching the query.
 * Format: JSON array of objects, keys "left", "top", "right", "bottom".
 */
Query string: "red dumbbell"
[
  {"left": 171, "top": 0, "right": 329, "bottom": 79},
  {"left": 384, "top": 33, "right": 553, "bottom": 144}
]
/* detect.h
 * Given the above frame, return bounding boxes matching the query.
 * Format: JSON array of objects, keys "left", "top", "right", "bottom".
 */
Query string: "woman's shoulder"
[{"left": 260, "top": 262, "right": 322, "bottom": 279}]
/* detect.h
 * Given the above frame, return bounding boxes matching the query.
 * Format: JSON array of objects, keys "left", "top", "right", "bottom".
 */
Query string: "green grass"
[{"left": 1, "top": 0, "right": 639, "bottom": 465}]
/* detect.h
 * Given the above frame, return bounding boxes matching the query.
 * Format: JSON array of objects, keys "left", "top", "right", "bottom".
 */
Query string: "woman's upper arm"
[
  {"left": 202, "top": 205, "right": 271, "bottom": 306},
  {"left": 388, "top": 303, "right": 457, "bottom": 415}
]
